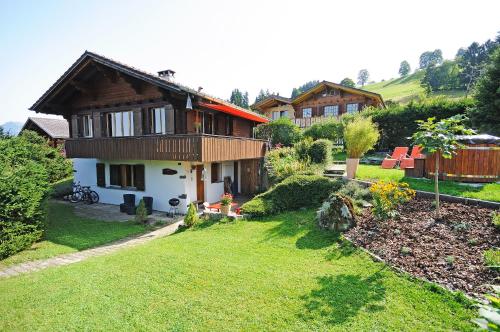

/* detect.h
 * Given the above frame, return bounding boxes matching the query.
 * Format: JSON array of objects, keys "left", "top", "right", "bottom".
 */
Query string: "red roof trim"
[{"left": 198, "top": 103, "right": 269, "bottom": 123}]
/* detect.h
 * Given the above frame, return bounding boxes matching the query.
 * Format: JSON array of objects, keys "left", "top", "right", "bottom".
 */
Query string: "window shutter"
[
  {"left": 165, "top": 105, "right": 175, "bottom": 134},
  {"left": 71, "top": 115, "right": 78, "bottom": 138},
  {"left": 96, "top": 163, "right": 106, "bottom": 187},
  {"left": 134, "top": 165, "right": 145, "bottom": 191}
]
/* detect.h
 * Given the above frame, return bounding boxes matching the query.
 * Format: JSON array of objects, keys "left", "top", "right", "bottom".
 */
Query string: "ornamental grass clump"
[
  {"left": 370, "top": 180, "right": 415, "bottom": 220},
  {"left": 344, "top": 116, "right": 380, "bottom": 159}
]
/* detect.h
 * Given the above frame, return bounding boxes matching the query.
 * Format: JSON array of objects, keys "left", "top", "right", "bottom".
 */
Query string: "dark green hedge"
[
  {"left": 0, "top": 132, "right": 56, "bottom": 259},
  {"left": 308, "top": 139, "right": 333, "bottom": 164},
  {"left": 363, "top": 98, "right": 475, "bottom": 150},
  {"left": 241, "top": 175, "right": 342, "bottom": 217}
]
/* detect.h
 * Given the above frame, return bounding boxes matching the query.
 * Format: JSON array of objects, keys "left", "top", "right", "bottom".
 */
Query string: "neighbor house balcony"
[{"left": 65, "top": 134, "right": 268, "bottom": 162}]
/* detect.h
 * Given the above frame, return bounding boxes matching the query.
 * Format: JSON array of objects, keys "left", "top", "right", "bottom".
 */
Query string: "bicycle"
[{"left": 70, "top": 182, "right": 99, "bottom": 204}]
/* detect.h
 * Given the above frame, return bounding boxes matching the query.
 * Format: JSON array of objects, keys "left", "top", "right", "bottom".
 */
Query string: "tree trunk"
[{"left": 435, "top": 152, "right": 440, "bottom": 218}]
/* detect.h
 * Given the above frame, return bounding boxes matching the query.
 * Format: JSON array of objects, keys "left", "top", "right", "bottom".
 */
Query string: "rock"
[{"left": 317, "top": 194, "right": 356, "bottom": 232}]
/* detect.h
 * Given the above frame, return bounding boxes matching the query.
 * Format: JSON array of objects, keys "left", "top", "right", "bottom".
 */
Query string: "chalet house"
[
  {"left": 252, "top": 81, "right": 384, "bottom": 127},
  {"left": 30, "top": 51, "right": 269, "bottom": 213},
  {"left": 20, "top": 117, "right": 69, "bottom": 148}
]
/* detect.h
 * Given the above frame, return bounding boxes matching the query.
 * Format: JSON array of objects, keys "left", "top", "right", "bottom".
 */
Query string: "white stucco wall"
[
  {"left": 72, "top": 158, "right": 241, "bottom": 213},
  {"left": 204, "top": 161, "right": 235, "bottom": 203},
  {"left": 73, "top": 158, "right": 190, "bottom": 213}
]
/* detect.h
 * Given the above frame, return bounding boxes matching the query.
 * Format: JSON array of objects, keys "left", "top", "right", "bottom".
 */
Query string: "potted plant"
[
  {"left": 220, "top": 193, "right": 233, "bottom": 215},
  {"left": 343, "top": 116, "right": 380, "bottom": 179}
]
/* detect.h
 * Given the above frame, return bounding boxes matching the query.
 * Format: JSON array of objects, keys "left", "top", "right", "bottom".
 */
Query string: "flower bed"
[{"left": 346, "top": 198, "right": 499, "bottom": 296}]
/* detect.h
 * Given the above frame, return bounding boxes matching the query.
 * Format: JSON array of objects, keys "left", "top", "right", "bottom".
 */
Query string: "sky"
[{"left": 0, "top": 0, "right": 499, "bottom": 124}]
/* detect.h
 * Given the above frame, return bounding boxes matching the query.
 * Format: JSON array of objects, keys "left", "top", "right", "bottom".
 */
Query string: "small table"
[{"left": 207, "top": 202, "right": 238, "bottom": 212}]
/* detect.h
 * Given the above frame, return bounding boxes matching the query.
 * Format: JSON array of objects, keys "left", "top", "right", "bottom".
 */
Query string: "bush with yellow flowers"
[{"left": 369, "top": 181, "right": 415, "bottom": 220}]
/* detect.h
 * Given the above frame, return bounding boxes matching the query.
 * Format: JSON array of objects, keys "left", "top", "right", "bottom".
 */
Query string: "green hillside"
[{"left": 362, "top": 71, "right": 466, "bottom": 103}]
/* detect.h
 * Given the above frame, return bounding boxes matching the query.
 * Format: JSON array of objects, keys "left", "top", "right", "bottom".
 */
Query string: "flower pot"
[
  {"left": 346, "top": 158, "right": 360, "bottom": 179},
  {"left": 220, "top": 204, "right": 231, "bottom": 215}
]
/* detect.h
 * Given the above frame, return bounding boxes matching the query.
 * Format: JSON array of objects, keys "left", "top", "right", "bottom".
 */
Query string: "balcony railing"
[{"left": 65, "top": 134, "right": 268, "bottom": 162}]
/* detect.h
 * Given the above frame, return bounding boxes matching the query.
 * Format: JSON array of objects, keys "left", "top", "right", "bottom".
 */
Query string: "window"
[
  {"left": 204, "top": 113, "right": 214, "bottom": 134},
  {"left": 346, "top": 103, "right": 359, "bottom": 114},
  {"left": 149, "top": 107, "right": 167, "bottom": 134},
  {"left": 107, "top": 111, "right": 134, "bottom": 137},
  {"left": 324, "top": 105, "right": 339, "bottom": 117},
  {"left": 77, "top": 115, "right": 93, "bottom": 137},
  {"left": 272, "top": 110, "right": 288, "bottom": 120},
  {"left": 109, "top": 164, "right": 145, "bottom": 190},
  {"left": 302, "top": 108, "right": 312, "bottom": 118},
  {"left": 211, "top": 163, "right": 221, "bottom": 183}
]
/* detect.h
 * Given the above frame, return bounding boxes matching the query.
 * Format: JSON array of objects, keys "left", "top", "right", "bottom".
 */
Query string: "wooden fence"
[{"left": 425, "top": 144, "right": 500, "bottom": 183}]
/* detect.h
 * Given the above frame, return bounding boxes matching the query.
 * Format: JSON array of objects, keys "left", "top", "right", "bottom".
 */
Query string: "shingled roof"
[
  {"left": 21, "top": 117, "right": 69, "bottom": 139},
  {"left": 30, "top": 51, "right": 268, "bottom": 123}
]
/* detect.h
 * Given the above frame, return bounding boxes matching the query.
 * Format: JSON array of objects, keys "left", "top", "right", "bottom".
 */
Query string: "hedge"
[
  {"left": 241, "top": 175, "right": 342, "bottom": 217},
  {"left": 308, "top": 139, "right": 333, "bottom": 164},
  {"left": 362, "top": 97, "right": 475, "bottom": 150},
  {"left": 255, "top": 117, "right": 302, "bottom": 146}
]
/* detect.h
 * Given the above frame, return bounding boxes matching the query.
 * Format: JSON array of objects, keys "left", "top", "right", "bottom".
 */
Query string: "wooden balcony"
[{"left": 65, "top": 134, "right": 268, "bottom": 162}]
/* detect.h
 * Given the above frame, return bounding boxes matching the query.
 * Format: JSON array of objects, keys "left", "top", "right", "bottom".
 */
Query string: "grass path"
[
  {"left": 0, "top": 210, "right": 475, "bottom": 331},
  {"left": 0, "top": 202, "right": 147, "bottom": 268}
]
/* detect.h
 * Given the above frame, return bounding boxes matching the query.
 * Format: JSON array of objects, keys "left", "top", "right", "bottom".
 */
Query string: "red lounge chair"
[
  {"left": 381, "top": 147, "right": 409, "bottom": 169},
  {"left": 399, "top": 146, "right": 424, "bottom": 169}
]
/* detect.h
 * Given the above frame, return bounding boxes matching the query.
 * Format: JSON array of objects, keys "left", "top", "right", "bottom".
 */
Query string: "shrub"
[
  {"left": 184, "top": 203, "right": 199, "bottom": 227},
  {"left": 484, "top": 249, "right": 500, "bottom": 270},
  {"left": 362, "top": 97, "right": 475, "bottom": 150},
  {"left": 344, "top": 115, "right": 380, "bottom": 159},
  {"left": 303, "top": 119, "right": 343, "bottom": 142},
  {"left": 308, "top": 139, "right": 333, "bottom": 164},
  {"left": 135, "top": 199, "right": 148, "bottom": 224},
  {"left": 0, "top": 155, "right": 49, "bottom": 259},
  {"left": 370, "top": 181, "right": 415, "bottom": 220},
  {"left": 294, "top": 138, "right": 313, "bottom": 161},
  {"left": 338, "top": 181, "right": 371, "bottom": 208},
  {"left": 50, "top": 177, "right": 73, "bottom": 198},
  {"left": 254, "top": 117, "right": 302, "bottom": 146},
  {"left": 241, "top": 175, "right": 342, "bottom": 217},
  {"left": 493, "top": 212, "right": 500, "bottom": 230},
  {"left": 265, "top": 147, "right": 308, "bottom": 185}
]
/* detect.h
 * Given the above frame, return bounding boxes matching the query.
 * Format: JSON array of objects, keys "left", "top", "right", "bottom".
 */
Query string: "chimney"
[
  {"left": 158, "top": 69, "right": 175, "bottom": 81},
  {"left": 197, "top": 86, "right": 203, "bottom": 93}
]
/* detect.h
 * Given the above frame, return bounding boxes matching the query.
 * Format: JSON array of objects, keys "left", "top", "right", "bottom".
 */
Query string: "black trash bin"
[
  {"left": 123, "top": 194, "right": 136, "bottom": 206},
  {"left": 143, "top": 196, "right": 153, "bottom": 215}
]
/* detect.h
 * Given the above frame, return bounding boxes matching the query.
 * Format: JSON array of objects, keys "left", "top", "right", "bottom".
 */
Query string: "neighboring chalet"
[
  {"left": 20, "top": 117, "right": 69, "bottom": 147},
  {"left": 253, "top": 81, "right": 384, "bottom": 127},
  {"left": 30, "top": 51, "right": 269, "bottom": 213}
]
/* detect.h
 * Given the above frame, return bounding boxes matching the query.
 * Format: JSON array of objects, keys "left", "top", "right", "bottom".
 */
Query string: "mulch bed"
[{"left": 346, "top": 198, "right": 499, "bottom": 296}]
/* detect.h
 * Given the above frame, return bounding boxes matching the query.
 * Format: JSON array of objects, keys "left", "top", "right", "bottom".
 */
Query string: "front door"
[{"left": 196, "top": 165, "right": 205, "bottom": 202}]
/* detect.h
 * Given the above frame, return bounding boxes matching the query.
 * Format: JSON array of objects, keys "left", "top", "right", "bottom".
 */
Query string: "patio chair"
[
  {"left": 399, "top": 146, "right": 424, "bottom": 169},
  {"left": 381, "top": 147, "right": 408, "bottom": 169}
]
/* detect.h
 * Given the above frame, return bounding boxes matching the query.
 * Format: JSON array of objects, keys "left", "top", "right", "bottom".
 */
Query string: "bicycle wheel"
[
  {"left": 89, "top": 191, "right": 99, "bottom": 204},
  {"left": 70, "top": 192, "right": 82, "bottom": 203}
]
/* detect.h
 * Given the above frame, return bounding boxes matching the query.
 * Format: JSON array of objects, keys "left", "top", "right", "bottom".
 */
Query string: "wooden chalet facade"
[
  {"left": 253, "top": 81, "right": 384, "bottom": 127},
  {"left": 30, "top": 51, "right": 269, "bottom": 212}
]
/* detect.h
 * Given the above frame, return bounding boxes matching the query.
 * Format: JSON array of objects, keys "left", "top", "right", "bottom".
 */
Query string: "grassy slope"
[
  {"left": 0, "top": 202, "right": 147, "bottom": 268},
  {"left": 0, "top": 210, "right": 475, "bottom": 331},
  {"left": 356, "top": 165, "right": 500, "bottom": 202},
  {"left": 362, "top": 71, "right": 465, "bottom": 103}
]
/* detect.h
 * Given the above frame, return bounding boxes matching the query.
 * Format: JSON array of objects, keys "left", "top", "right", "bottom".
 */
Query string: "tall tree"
[
  {"left": 398, "top": 60, "right": 411, "bottom": 76},
  {"left": 229, "top": 89, "right": 249, "bottom": 108},
  {"left": 254, "top": 89, "right": 273, "bottom": 104},
  {"left": 340, "top": 77, "right": 355, "bottom": 88},
  {"left": 456, "top": 38, "right": 499, "bottom": 93},
  {"left": 419, "top": 49, "right": 443, "bottom": 69},
  {"left": 291, "top": 80, "right": 320, "bottom": 98},
  {"left": 357, "top": 69, "right": 369, "bottom": 86},
  {"left": 420, "top": 60, "right": 461, "bottom": 93},
  {"left": 469, "top": 47, "right": 500, "bottom": 135}
]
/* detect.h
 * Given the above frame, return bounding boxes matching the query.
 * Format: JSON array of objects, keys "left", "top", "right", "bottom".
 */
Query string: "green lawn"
[
  {"left": 0, "top": 202, "right": 147, "bottom": 268},
  {"left": 356, "top": 165, "right": 500, "bottom": 202},
  {"left": 0, "top": 210, "right": 475, "bottom": 331},
  {"left": 362, "top": 71, "right": 466, "bottom": 103}
]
